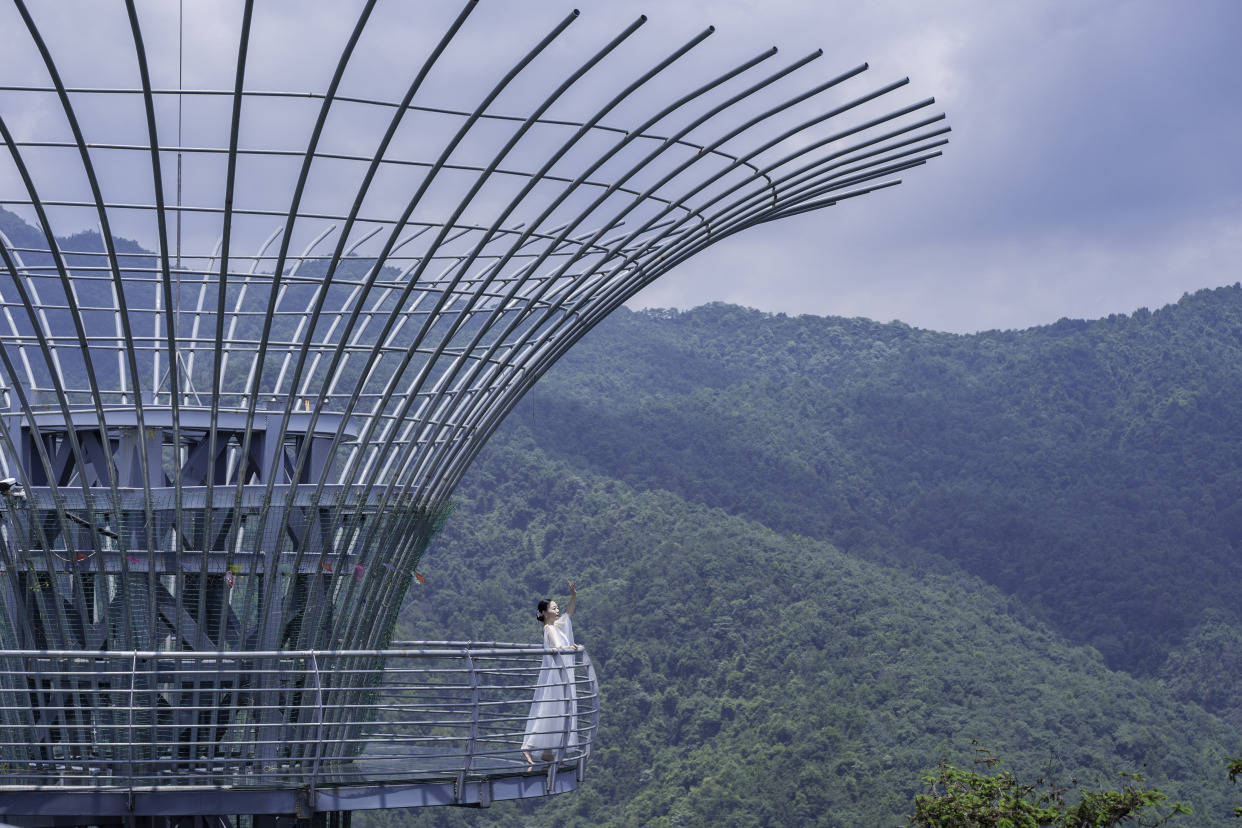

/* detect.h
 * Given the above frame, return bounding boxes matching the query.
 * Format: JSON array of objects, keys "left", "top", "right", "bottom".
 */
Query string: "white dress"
[{"left": 521, "top": 614, "right": 579, "bottom": 759}]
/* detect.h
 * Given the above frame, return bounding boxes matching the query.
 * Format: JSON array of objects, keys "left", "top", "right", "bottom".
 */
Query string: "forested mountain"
[
  {"left": 387, "top": 289, "right": 1242, "bottom": 825},
  {"left": 5, "top": 203, "right": 1239, "bottom": 823},
  {"left": 509, "top": 291, "right": 1242, "bottom": 686}
]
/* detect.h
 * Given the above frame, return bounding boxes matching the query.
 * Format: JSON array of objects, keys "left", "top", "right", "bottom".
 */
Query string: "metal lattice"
[{"left": 0, "top": 0, "right": 947, "bottom": 816}]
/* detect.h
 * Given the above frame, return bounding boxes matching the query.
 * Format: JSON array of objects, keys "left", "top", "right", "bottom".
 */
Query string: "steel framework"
[{"left": 0, "top": 0, "right": 947, "bottom": 822}]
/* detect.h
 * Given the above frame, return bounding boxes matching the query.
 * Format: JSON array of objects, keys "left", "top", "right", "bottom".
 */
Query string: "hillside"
[
  {"left": 387, "top": 431, "right": 1236, "bottom": 826},
  {"left": 382, "top": 290, "right": 1242, "bottom": 825},
  {"left": 506, "top": 290, "right": 1242, "bottom": 685},
  {"left": 4, "top": 204, "right": 1239, "bottom": 823}
]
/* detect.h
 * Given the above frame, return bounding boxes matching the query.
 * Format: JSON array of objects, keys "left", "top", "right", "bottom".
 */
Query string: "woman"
[{"left": 521, "top": 580, "right": 580, "bottom": 769}]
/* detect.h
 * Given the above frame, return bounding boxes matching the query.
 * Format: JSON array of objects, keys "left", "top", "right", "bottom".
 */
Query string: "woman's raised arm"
[{"left": 566, "top": 580, "right": 577, "bottom": 618}]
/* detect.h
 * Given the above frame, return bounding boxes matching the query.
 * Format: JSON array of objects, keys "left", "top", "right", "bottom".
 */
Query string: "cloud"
[
  {"left": 616, "top": 0, "right": 1242, "bottom": 331},
  {"left": 633, "top": 196, "right": 1242, "bottom": 333},
  {"left": 2, "top": 1, "right": 1237, "bottom": 333}
]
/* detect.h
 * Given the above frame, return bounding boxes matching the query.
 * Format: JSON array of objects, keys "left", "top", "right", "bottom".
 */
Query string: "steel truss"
[{"left": 0, "top": 0, "right": 947, "bottom": 819}]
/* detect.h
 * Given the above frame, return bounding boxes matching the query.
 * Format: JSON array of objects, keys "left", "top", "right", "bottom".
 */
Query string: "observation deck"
[
  {"left": 0, "top": 642, "right": 598, "bottom": 821},
  {"left": 0, "top": 0, "right": 946, "bottom": 823}
]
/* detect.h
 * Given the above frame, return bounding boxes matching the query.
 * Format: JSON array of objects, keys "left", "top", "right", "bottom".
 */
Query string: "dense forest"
[{"left": 381, "top": 288, "right": 1242, "bottom": 825}]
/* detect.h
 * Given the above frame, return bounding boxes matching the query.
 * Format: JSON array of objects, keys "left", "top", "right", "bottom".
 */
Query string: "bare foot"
[{"left": 540, "top": 750, "right": 555, "bottom": 763}]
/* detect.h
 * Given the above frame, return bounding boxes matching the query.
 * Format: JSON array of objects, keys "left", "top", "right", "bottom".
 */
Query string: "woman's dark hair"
[{"left": 536, "top": 598, "right": 551, "bottom": 622}]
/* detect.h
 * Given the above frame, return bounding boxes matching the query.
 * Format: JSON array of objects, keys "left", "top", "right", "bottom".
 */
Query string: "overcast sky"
[
  {"left": 3, "top": 1, "right": 1239, "bottom": 334},
  {"left": 611, "top": 0, "right": 1242, "bottom": 332}
]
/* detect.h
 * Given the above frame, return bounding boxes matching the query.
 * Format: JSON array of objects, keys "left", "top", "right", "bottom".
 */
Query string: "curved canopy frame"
[
  {"left": 0, "top": 1, "right": 947, "bottom": 657},
  {"left": 0, "top": 1, "right": 949, "bottom": 818}
]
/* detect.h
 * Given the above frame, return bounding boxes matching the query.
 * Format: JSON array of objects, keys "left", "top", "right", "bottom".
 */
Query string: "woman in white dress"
[{"left": 521, "top": 580, "right": 581, "bottom": 769}]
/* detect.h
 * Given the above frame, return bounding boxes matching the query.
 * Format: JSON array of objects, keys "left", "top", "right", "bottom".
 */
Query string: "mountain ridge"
[
  {"left": 508, "top": 286, "right": 1242, "bottom": 679},
  {"left": 391, "top": 425, "right": 1237, "bottom": 826}
]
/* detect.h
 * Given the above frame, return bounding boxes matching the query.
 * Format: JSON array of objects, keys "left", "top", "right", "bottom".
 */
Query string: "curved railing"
[{"left": 0, "top": 642, "right": 597, "bottom": 816}]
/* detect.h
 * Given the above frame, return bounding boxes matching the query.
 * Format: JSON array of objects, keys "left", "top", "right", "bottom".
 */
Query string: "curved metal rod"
[
  {"left": 4, "top": 138, "right": 704, "bottom": 222},
  {"left": 310, "top": 25, "right": 740, "bottom": 528},
  {"left": 425, "top": 108, "right": 946, "bottom": 504},
  {"left": 334, "top": 66, "right": 938, "bottom": 634},
  {"left": 268, "top": 7, "right": 590, "bottom": 649},
  {"left": 235, "top": 0, "right": 482, "bottom": 648},
  {"left": 287, "top": 15, "right": 657, "bottom": 645},
  {"left": 0, "top": 120, "right": 113, "bottom": 650},
  {"left": 393, "top": 50, "right": 849, "bottom": 505},
  {"left": 0, "top": 81, "right": 772, "bottom": 188},
  {"left": 200, "top": 0, "right": 259, "bottom": 654},
  {"left": 424, "top": 120, "right": 948, "bottom": 493},
  {"left": 414, "top": 75, "right": 917, "bottom": 505},
  {"left": 124, "top": 0, "right": 190, "bottom": 667},
  {"left": 182, "top": 234, "right": 224, "bottom": 387},
  {"left": 319, "top": 25, "right": 762, "bottom": 647},
  {"left": 8, "top": 0, "right": 167, "bottom": 655},
  {"left": 0, "top": 4, "right": 948, "bottom": 675}
]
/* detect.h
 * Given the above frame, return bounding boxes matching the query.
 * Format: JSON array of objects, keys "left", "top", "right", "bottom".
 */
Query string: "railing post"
[
  {"left": 127, "top": 651, "right": 137, "bottom": 791},
  {"left": 146, "top": 652, "right": 159, "bottom": 786},
  {"left": 456, "top": 650, "right": 479, "bottom": 804},
  {"left": 545, "top": 648, "right": 575, "bottom": 795},
  {"left": 0, "top": 642, "right": 598, "bottom": 805},
  {"left": 581, "top": 650, "right": 599, "bottom": 781},
  {"left": 309, "top": 650, "right": 325, "bottom": 795}
]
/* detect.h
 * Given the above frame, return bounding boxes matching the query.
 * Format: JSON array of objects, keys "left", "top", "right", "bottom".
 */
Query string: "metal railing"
[{"left": 0, "top": 642, "right": 598, "bottom": 795}]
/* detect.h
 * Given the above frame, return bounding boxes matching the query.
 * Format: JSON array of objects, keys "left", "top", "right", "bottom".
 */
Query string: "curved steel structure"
[{"left": 0, "top": 0, "right": 947, "bottom": 822}]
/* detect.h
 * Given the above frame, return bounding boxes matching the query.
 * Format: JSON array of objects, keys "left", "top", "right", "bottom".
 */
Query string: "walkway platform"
[{"left": 0, "top": 643, "right": 597, "bottom": 819}]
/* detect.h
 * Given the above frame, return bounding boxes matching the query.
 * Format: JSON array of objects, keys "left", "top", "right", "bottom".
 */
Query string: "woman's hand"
[{"left": 566, "top": 580, "right": 577, "bottom": 617}]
